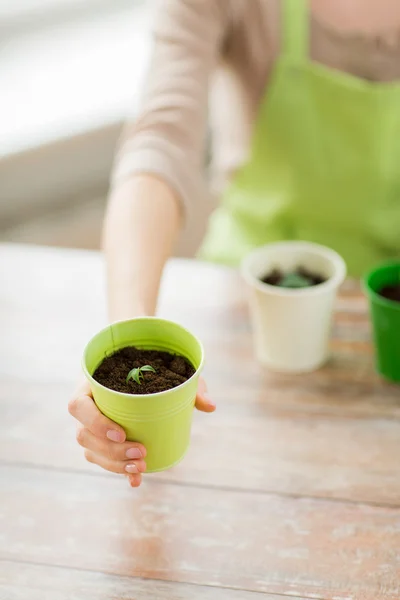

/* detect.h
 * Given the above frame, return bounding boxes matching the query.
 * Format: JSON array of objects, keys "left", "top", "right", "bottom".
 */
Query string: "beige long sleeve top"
[{"left": 112, "top": 0, "right": 400, "bottom": 223}]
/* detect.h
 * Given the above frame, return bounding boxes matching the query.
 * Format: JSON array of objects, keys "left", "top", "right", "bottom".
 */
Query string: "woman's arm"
[
  {"left": 69, "top": 174, "right": 214, "bottom": 487},
  {"left": 69, "top": 0, "right": 228, "bottom": 486},
  {"left": 104, "top": 174, "right": 181, "bottom": 321}
]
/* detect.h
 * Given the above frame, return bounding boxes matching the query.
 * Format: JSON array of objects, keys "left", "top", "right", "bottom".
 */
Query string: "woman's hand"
[{"left": 68, "top": 378, "right": 215, "bottom": 488}]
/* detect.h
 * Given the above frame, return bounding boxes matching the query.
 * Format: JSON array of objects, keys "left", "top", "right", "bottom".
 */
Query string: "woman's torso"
[{"left": 210, "top": 0, "right": 400, "bottom": 197}]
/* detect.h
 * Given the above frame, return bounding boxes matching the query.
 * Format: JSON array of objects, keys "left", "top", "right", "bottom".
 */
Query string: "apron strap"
[{"left": 283, "top": 0, "right": 309, "bottom": 61}]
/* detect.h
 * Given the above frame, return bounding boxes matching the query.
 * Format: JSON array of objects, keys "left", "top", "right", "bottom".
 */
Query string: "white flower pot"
[{"left": 241, "top": 241, "right": 346, "bottom": 373}]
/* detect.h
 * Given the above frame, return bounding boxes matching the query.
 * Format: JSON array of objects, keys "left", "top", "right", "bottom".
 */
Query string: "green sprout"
[
  {"left": 278, "top": 272, "right": 312, "bottom": 288},
  {"left": 126, "top": 365, "right": 156, "bottom": 385}
]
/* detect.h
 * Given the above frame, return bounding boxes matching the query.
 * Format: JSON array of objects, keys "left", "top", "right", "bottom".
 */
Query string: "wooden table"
[{"left": 1, "top": 243, "right": 400, "bottom": 600}]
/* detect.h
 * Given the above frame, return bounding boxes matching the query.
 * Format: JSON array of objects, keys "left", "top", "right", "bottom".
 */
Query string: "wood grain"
[
  {"left": 2, "top": 243, "right": 400, "bottom": 599},
  {"left": 0, "top": 561, "right": 281, "bottom": 600},
  {"left": 1, "top": 466, "right": 400, "bottom": 600},
  {"left": 0, "top": 246, "right": 400, "bottom": 506},
  {"left": 1, "top": 377, "right": 400, "bottom": 506},
  {"left": 1, "top": 244, "right": 399, "bottom": 506},
  {"left": 0, "top": 244, "right": 393, "bottom": 414}
]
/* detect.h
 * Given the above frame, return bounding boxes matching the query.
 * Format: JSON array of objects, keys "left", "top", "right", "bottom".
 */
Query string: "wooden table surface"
[{"left": 1, "top": 243, "right": 400, "bottom": 600}]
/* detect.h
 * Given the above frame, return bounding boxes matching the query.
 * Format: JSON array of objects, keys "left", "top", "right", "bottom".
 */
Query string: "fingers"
[
  {"left": 70, "top": 380, "right": 146, "bottom": 487},
  {"left": 195, "top": 377, "right": 216, "bottom": 413},
  {"left": 127, "top": 473, "right": 142, "bottom": 487},
  {"left": 76, "top": 424, "right": 146, "bottom": 468},
  {"left": 68, "top": 380, "right": 126, "bottom": 443},
  {"left": 84, "top": 448, "right": 145, "bottom": 479}
]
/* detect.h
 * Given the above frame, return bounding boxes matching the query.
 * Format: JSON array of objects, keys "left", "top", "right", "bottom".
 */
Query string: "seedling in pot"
[
  {"left": 93, "top": 347, "right": 195, "bottom": 394},
  {"left": 261, "top": 267, "right": 325, "bottom": 288},
  {"left": 84, "top": 319, "right": 203, "bottom": 473},
  {"left": 278, "top": 272, "right": 313, "bottom": 288},
  {"left": 126, "top": 365, "right": 156, "bottom": 385}
]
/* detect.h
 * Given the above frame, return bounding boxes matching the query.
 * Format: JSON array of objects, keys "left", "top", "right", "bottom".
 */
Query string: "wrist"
[{"left": 108, "top": 300, "right": 154, "bottom": 323}]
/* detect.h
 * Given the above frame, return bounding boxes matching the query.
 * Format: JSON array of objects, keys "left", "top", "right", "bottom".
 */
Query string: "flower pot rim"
[
  {"left": 82, "top": 316, "right": 204, "bottom": 399},
  {"left": 241, "top": 240, "right": 347, "bottom": 297}
]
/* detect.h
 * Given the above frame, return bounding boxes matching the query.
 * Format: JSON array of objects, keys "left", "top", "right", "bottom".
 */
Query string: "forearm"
[{"left": 103, "top": 174, "right": 182, "bottom": 321}]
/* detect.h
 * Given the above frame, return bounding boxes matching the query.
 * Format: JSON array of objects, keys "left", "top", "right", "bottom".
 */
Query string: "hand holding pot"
[{"left": 68, "top": 377, "right": 214, "bottom": 488}]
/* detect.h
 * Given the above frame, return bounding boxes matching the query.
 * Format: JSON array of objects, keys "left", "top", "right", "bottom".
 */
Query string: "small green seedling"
[
  {"left": 279, "top": 272, "right": 312, "bottom": 288},
  {"left": 126, "top": 365, "right": 156, "bottom": 385}
]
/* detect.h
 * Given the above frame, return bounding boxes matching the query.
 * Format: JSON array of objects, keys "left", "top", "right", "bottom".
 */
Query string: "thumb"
[
  {"left": 195, "top": 377, "right": 216, "bottom": 413},
  {"left": 69, "top": 379, "right": 126, "bottom": 442}
]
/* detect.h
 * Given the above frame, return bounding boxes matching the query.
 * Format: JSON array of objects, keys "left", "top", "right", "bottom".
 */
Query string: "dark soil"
[
  {"left": 93, "top": 347, "right": 196, "bottom": 394},
  {"left": 261, "top": 266, "right": 326, "bottom": 288},
  {"left": 379, "top": 283, "right": 400, "bottom": 303}
]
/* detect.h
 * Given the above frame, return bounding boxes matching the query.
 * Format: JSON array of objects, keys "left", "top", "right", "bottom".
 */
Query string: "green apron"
[{"left": 200, "top": 0, "right": 400, "bottom": 277}]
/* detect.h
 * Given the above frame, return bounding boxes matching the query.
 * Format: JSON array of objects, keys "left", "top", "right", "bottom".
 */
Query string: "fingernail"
[
  {"left": 126, "top": 447, "right": 142, "bottom": 459},
  {"left": 203, "top": 393, "right": 216, "bottom": 408},
  {"left": 125, "top": 463, "right": 138, "bottom": 474},
  {"left": 106, "top": 430, "right": 124, "bottom": 443}
]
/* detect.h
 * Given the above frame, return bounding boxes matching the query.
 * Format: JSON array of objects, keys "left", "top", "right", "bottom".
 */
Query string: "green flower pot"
[
  {"left": 364, "top": 262, "right": 400, "bottom": 383},
  {"left": 82, "top": 317, "right": 204, "bottom": 472}
]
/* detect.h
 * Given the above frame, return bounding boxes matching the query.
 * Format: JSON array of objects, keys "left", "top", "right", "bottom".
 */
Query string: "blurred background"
[{"left": 0, "top": 0, "right": 152, "bottom": 251}]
